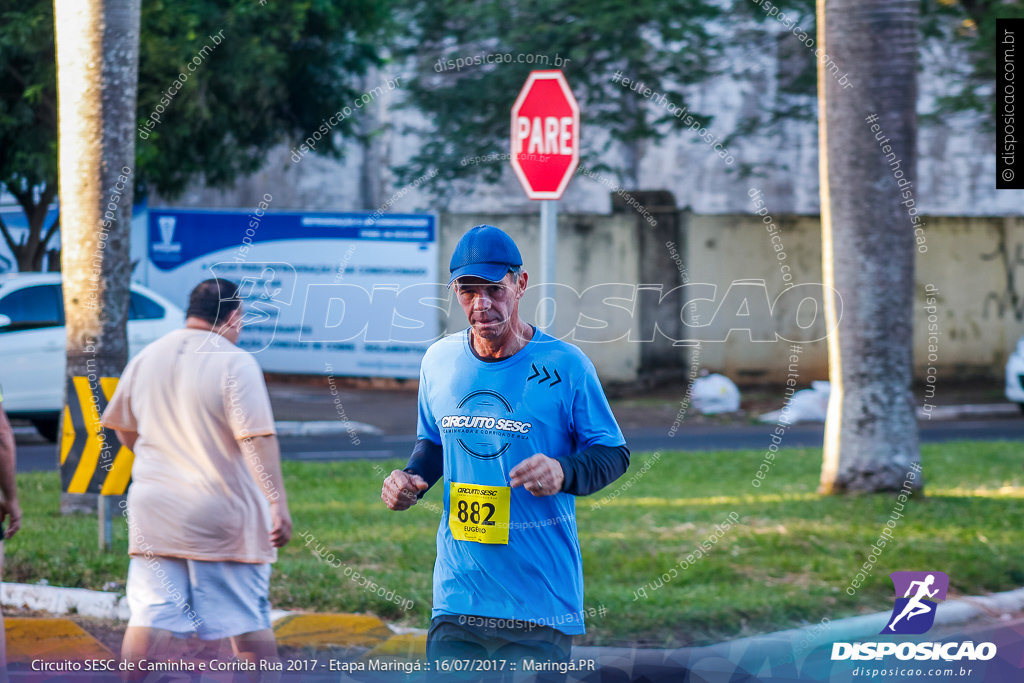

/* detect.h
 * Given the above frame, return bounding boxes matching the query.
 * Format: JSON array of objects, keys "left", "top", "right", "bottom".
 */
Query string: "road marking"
[{"left": 291, "top": 450, "right": 393, "bottom": 460}]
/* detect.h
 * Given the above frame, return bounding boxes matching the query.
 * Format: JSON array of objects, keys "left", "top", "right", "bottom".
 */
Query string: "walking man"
[
  {"left": 102, "top": 278, "right": 291, "bottom": 680},
  {"left": 382, "top": 225, "right": 629, "bottom": 666}
]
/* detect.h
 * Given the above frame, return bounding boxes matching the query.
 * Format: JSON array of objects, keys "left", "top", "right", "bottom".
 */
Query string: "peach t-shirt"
[{"left": 102, "top": 328, "right": 277, "bottom": 563}]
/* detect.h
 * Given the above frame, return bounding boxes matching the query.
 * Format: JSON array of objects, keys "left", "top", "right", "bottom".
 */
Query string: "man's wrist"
[
  {"left": 554, "top": 459, "right": 569, "bottom": 492},
  {"left": 401, "top": 467, "right": 429, "bottom": 499}
]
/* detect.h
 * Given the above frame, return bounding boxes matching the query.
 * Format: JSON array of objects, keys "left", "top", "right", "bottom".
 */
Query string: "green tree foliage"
[
  {"left": 0, "top": 5, "right": 59, "bottom": 270},
  {"left": 393, "top": 0, "right": 728, "bottom": 196},
  {"left": 0, "top": 0, "right": 391, "bottom": 271},
  {"left": 732, "top": 0, "right": 1023, "bottom": 131},
  {"left": 394, "top": 0, "right": 1020, "bottom": 195},
  {"left": 920, "top": 0, "right": 1024, "bottom": 126}
]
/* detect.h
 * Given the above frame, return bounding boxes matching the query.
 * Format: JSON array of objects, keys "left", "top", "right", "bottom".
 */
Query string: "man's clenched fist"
[{"left": 382, "top": 469, "right": 429, "bottom": 510}]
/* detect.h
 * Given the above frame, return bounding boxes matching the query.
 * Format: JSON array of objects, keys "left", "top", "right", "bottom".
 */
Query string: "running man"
[
  {"left": 887, "top": 573, "right": 939, "bottom": 631},
  {"left": 381, "top": 225, "right": 629, "bottom": 665}
]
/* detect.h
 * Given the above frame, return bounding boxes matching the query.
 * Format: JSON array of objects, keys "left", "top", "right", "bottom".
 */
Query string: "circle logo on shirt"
[{"left": 439, "top": 390, "right": 531, "bottom": 460}]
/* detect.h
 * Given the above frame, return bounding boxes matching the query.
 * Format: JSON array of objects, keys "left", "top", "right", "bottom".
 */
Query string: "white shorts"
[{"left": 126, "top": 556, "right": 271, "bottom": 640}]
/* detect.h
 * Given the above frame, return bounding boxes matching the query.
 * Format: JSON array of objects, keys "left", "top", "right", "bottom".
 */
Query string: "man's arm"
[
  {"left": 555, "top": 444, "right": 630, "bottom": 496},
  {"left": 239, "top": 434, "right": 292, "bottom": 547},
  {"left": 510, "top": 444, "right": 630, "bottom": 497},
  {"left": 0, "top": 404, "right": 21, "bottom": 538},
  {"left": 113, "top": 429, "right": 139, "bottom": 452},
  {"left": 404, "top": 438, "right": 443, "bottom": 490},
  {"left": 543, "top": 355, "right": 630, "bottom": 497},
  {"left": 382, "top": 439, "right": 442, "bottom": 511}
]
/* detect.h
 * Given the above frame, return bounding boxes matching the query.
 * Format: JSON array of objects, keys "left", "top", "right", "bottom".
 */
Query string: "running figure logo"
[{"left": 882, "top": 571, "right": 949, "bottom": 635}]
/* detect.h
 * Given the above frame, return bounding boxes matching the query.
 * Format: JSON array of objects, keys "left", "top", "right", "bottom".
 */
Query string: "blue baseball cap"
[{"left": 448, "top": 225, "right": 523, "bottom": 286}]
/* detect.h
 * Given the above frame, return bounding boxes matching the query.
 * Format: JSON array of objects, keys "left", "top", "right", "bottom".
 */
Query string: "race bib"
[{"left": 449, "top": 482, "right": 511, "bottom": 545}]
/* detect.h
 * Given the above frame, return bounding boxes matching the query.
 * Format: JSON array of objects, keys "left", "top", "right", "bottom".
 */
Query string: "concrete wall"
[
  {"left": 439, "top": 211, "right": 1024, "bottom": 386},
  {"left": 912, "top": 216, "right": 1024, "bottom": 377},
  {"left": 677, "top": 214, "right": 1024, "bottom": 384},
  {"left": 686, "top": 214, "right": 830, "bottom": 383}
]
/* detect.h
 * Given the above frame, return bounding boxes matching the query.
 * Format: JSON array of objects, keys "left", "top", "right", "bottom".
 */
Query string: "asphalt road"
[{"left": 14, "top": 417, "right": 1024, "bottom": 472}]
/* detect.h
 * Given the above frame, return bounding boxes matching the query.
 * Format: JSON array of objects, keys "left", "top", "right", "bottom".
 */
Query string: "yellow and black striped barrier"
[{"left": 60, "top": 376, "right": 133, "bottom": 495}]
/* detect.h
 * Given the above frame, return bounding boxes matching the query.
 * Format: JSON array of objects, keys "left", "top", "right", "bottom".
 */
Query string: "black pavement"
[{"left": 12, "top": 380, "right": 1024, "bottom": 470}]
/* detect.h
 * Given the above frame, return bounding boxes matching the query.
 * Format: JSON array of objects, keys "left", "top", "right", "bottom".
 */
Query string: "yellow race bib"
[{"left": 449, "top": 482, "right": 511, "bottom": 545}]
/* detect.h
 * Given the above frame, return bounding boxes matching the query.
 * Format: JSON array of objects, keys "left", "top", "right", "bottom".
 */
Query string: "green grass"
[{"left": 9, "top": 442, "right": 1024, "bottom": 647}]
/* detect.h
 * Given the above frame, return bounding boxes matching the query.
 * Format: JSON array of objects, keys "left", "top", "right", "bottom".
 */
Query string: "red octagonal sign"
[{"left": 510, "top": 70, "right": 580, "bottom": 200}]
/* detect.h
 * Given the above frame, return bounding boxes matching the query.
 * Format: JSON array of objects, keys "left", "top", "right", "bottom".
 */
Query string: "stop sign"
[{"left": 510, "top": 70, "right": 580, "bottom": 200}]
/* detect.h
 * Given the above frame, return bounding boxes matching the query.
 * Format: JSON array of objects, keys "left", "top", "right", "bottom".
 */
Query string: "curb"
[
  {"left": 759, "top": 403, "right": 1018, "bottom": 424},
  {"left": 916, "top": 403, "right": 1019, "bottom": 419},
  {"left": 274, "top": 420, "right": 383, "bottom": 437},
  {"left": 2, "top": 583, "right": 131, "bottom": 621},
  {"left": 4, "top": 581, "right": 1020, "bottom": 663},
  {"left": 6, "top": 617, "right": 114, "bottom": 663},
  {"left": 274, "top": 613, "right": 401, "bottom": 651},
  {"left": 0, "top": 582, "right": 426, "bottom": 657},
  {"left": 1, "top": 582, "right": 329, "bottom": 626},
  {"left": 568, "top": 587, "right": 1024, "bottom": 672},
  {"left": 697, "top": 586, "right": 1024, "bottom": 667}
]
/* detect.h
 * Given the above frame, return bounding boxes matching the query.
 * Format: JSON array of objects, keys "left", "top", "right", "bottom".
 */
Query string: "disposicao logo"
[
  {"left": 882, "top": 570, "right": 948, "bottom": 635},
  {"left": 831, "top": 570, "right": 997, "bottom": 663}
]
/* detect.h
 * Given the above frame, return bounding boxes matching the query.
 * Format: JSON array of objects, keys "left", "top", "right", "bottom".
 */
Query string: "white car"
[{"left": 0, "top": 273, "right": 185, "bottom": 440}]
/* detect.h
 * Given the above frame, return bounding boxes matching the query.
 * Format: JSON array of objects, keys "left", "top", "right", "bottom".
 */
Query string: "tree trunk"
[
  {"left": 817, "top": 0, "right": 922, "bottom": 493},
  {"left": 13, "top": 184, "right": 59, "bottom": 271},
  {"left": 2, "top": 183, "right": 59, "bottom": 272},
  {"left": 54, "top": 0, "right": 141, "bottom": 513}
]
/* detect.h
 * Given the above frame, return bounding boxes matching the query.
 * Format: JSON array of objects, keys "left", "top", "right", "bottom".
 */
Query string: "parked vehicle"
[{"left": 0, "top": 273, "right": 185, "bottom": 440}]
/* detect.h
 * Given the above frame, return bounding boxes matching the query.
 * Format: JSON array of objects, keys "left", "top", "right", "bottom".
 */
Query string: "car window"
[
  {"left": 0, "top": 284, "right": 64, "bottom": 331},
  {"left": 129, "top": 291, "right": 166, "bottom": 320}
]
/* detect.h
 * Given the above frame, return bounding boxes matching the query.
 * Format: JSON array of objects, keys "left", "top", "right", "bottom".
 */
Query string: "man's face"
[{"left": 453, "top": 270, "right": 527, "bottom": 342}]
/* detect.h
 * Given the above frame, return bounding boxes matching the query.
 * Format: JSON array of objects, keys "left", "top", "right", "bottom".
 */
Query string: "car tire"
[{"left": 31, "top": 417, "right": 60, "bottom": 443}]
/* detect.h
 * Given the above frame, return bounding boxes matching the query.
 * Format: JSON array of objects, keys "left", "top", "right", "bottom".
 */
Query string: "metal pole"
[
  {"left": 98, "top": 495, "right": 112, "bottom": 551},
  {"left": 539, "top": 199, "right": 558, "bottom": 330}
]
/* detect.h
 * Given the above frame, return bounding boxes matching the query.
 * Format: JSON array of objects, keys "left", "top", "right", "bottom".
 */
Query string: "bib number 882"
[{"left": 456, "top": 500, "right": 496, "bottom": 525}]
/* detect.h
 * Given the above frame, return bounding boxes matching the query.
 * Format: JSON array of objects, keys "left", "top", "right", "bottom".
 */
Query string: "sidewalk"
[{"left": 265, "top": 377, "right": 1022, "bottom": 436}]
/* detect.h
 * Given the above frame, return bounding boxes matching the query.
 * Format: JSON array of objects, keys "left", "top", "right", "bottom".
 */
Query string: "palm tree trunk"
[
  {"left": 817, "top": 0, "right": 922, "bottom": 493},
  {"left": 54, "top": 0, "right": 141, "bottom": 513}
]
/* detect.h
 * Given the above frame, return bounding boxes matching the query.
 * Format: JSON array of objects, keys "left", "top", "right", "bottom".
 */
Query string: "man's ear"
[{"left": 517, "top": 270, "right": 529, "bottom": 297}]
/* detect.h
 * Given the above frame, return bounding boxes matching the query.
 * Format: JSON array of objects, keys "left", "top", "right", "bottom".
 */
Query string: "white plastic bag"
[
  {"left": 691, "top": 373, "right": 741, "bottom": 414},
  {"left": 759, "top": 380, "right": 830, "bottom": 423}
]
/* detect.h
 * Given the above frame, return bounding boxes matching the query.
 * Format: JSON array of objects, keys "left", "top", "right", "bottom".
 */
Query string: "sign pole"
[
  {"left": 539, "top": 199, "right": 558, "bottom": 330},
  {"left": 509, "top": 70, "right": 579, "bottom": 330},
  {"left": 98, "top": 495, "right": 112, "bottom": 551}
]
